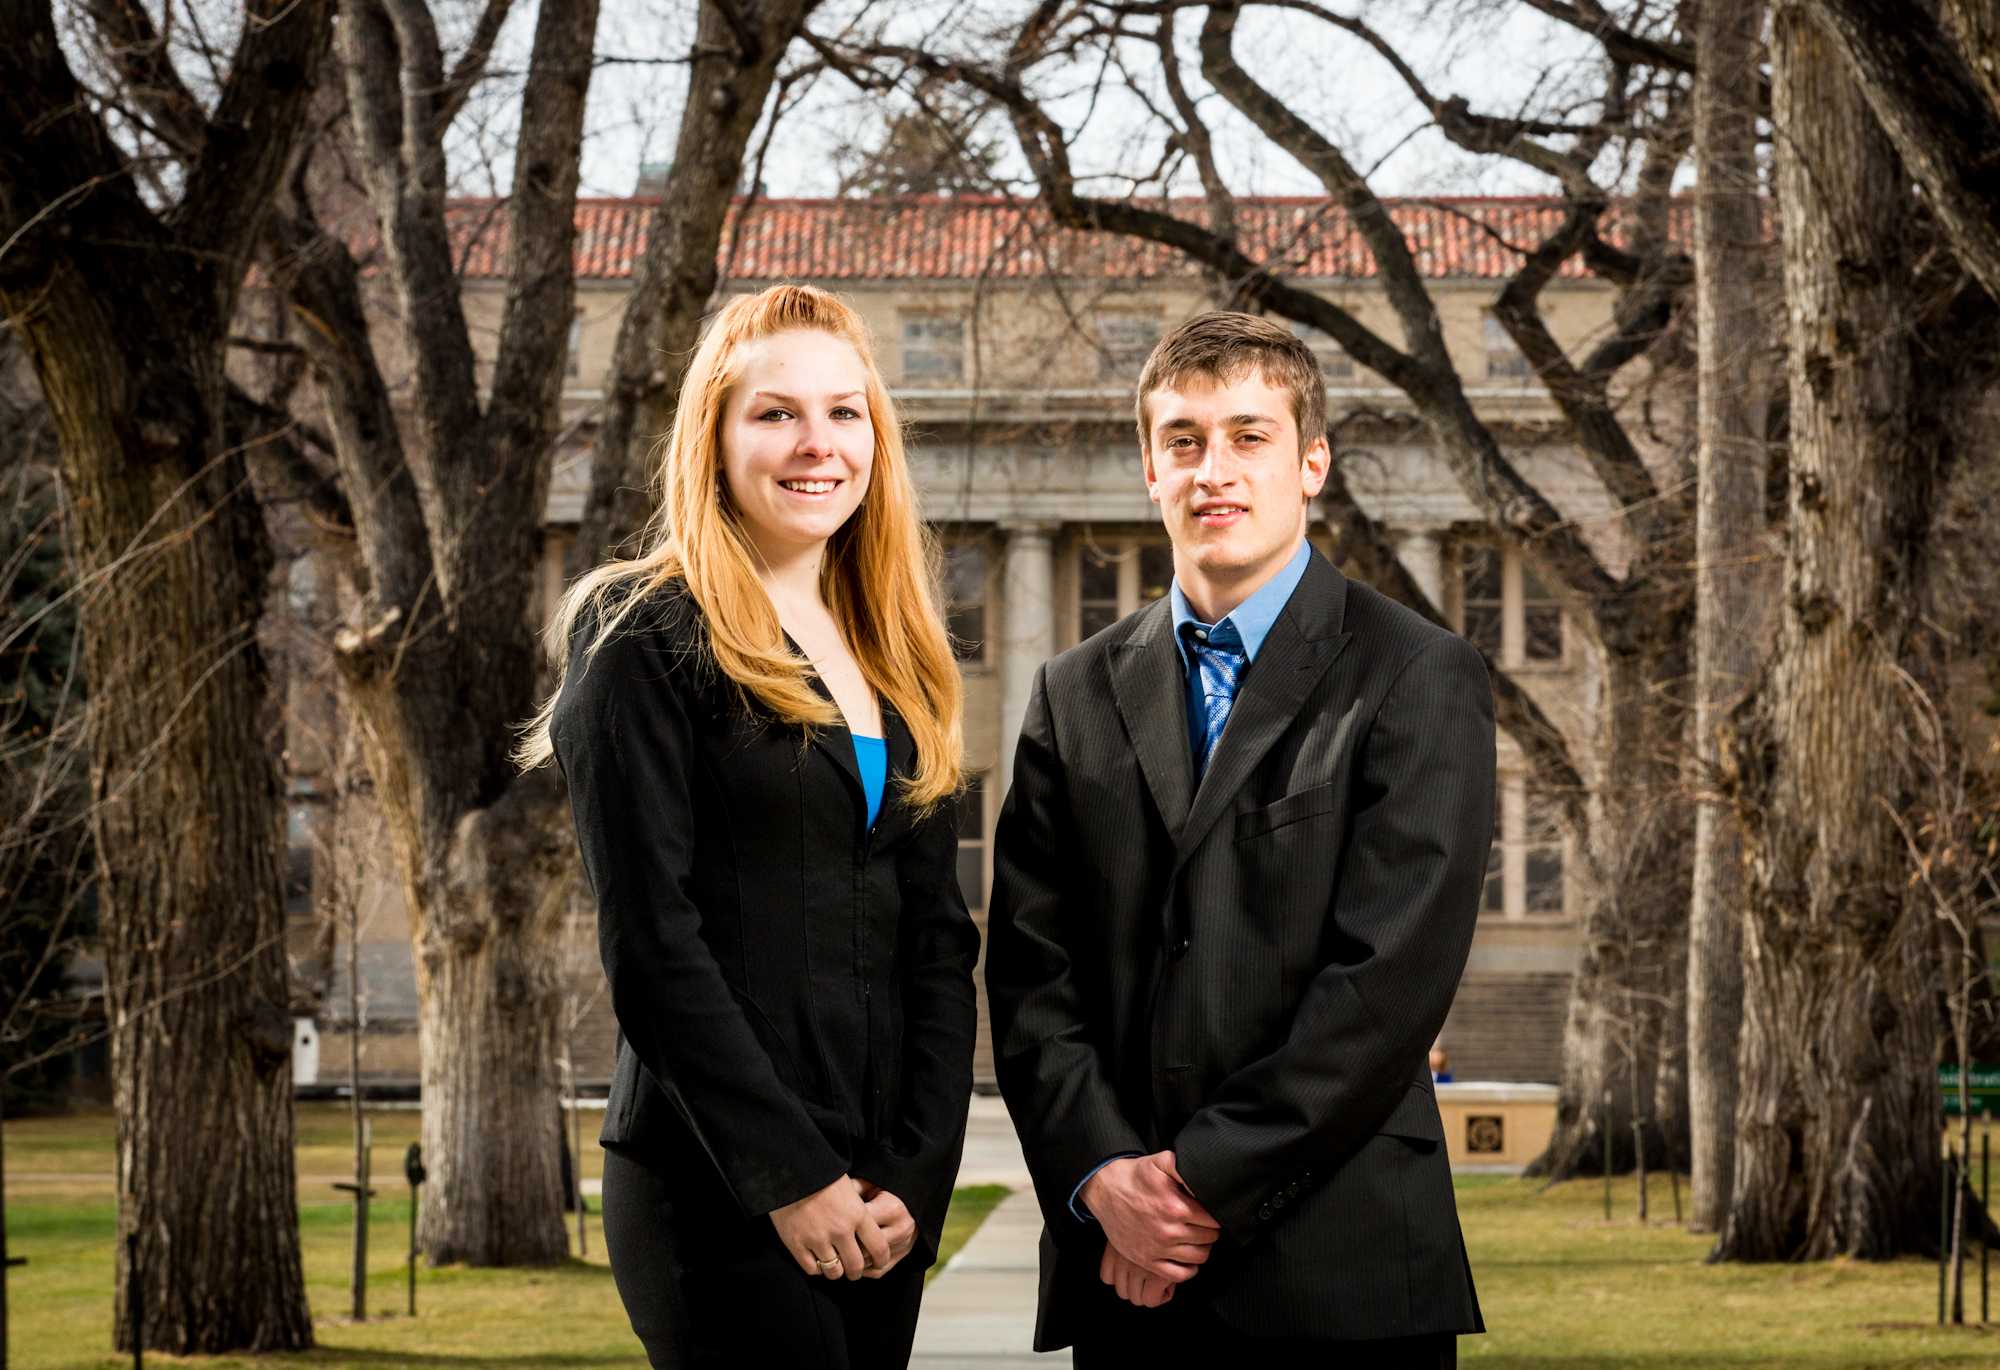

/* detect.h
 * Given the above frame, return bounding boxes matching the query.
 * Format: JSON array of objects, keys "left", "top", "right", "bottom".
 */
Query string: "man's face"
[{"left": 1142, "top": 367, "right": 1329, "bottom": 609}]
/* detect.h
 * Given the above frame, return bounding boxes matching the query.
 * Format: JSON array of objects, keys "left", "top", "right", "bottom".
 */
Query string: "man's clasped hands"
[{"left": 1080, "top": 1149, "right": 1222, "bottom": 1308}]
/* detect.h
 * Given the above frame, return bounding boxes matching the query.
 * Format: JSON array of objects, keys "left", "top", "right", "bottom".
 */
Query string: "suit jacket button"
[
  {"left": 1170, "top": 937, "right": 1191, "bottom": 959},
  {"left": 1257, "top": 1203, "right": 1273, "bottom": 1221}
]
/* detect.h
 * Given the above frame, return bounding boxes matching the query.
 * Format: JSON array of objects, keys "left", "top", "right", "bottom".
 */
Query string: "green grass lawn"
[{"left": 7, "top": 1107, "right": 2000, "bottom": 1367}]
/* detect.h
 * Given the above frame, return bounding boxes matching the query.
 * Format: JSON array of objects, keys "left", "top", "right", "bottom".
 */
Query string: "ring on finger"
[{"left": 814, "top": 1253, "right": 842, "bottom": 1272}]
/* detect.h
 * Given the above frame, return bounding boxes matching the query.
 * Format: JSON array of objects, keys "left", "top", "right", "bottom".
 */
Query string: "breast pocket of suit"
[{"left": 1234, "top": 780, "right": 1343, "bottom": 842}]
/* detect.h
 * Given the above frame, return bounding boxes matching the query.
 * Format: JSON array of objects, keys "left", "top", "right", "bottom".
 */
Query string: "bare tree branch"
[{"left": 436, "top": 0, "right": 519, "bottom": 132}]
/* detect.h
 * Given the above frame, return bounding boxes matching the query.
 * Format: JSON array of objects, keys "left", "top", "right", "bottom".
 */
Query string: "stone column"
[
  {"left": 1396, "top": 527, "right": 1446, "bottom": 615},
  {"left": 997, "top": 520, "right": 1059, "bottom": 795}
]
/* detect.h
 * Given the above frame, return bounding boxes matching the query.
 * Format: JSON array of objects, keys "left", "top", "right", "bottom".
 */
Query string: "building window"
[
  {"left": 565, "top": 309, "right": 584, "bottom": 379},
  {"left": 902, "top": 313, "right": 965, "bottom": 385},
  {"left": 1483, "top": 775, "right": 1569, "bottom": 920},
  {"left": 1070, "top": 535, "right": 1174, "bottom": 645},
  {"left": 1523, "top": 790, "right": 1566, "bottom": 915},
  {"left": 1096, "top": 311, "right": 1161, "bottom": 381},
  {"left": 957, "top": 773, "right": 987, "bottom": 914},
  {"left": 1293, "top": 320, "right": 1356, "bottom": 381},
  {"left": 1456, "top": 542, "right": 1565, "bottom": 669},
  {"left": 1521, "top": 561, "right": 1562, "bottom": 663},
  {"left": 1461, "top": 545, "right": 1504, "bottom": 659},
  {"left": 943, "top": 535, "right": 989, "bottom": 663},
  {"left": 1483, "top": 313, "right": 1532, "bottom": 380}
]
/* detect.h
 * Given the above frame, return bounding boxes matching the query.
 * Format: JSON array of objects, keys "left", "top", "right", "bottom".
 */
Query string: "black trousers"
[
  {"left": 601, "top": 1146, "right": 927, "bottom": 1368},
  {"left": 1071, "top": 1292, "right": 1458, "bottom": 1369}
]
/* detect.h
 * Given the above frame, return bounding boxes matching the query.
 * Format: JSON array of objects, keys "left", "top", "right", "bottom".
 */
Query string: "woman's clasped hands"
[{"left": 770, "top": 1174, "right": 918, "bottom": 1281}]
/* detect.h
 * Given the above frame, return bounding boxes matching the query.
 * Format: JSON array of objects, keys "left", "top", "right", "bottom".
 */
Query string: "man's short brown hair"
[{"left": 1134, "top": 311, "right": 1327, "bottom": 454}]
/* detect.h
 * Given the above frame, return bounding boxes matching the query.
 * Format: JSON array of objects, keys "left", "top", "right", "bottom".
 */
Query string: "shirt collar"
[{"left": 1170, "top": 538, "right": 1313, "bottom": 670}]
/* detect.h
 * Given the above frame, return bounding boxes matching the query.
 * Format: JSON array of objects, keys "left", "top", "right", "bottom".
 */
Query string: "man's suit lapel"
[
  {"left": 1176, "top": 554, "right": 1354, "bottom": 861},
  {"left": 1109, "top": 598, "right": 1195, "bottom": 841}
]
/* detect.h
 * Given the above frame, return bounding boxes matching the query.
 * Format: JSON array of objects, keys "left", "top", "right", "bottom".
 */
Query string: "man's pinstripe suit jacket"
[{"left": 986, "top": 548, "right": 1493, "bottom": 1350}]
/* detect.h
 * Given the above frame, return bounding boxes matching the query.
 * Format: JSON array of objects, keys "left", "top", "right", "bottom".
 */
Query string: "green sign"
[{"left": 1939, "top": 1065, "right": 2000, "bottom": 1116}]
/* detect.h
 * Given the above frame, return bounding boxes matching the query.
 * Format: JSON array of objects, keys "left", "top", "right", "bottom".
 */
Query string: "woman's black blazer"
[{"left": 550, "top": 587, "right": 979, "bottom": 1255}]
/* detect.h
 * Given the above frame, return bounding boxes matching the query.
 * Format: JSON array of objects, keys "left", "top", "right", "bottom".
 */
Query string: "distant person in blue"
[
  {"left": 519, "top": 285, "right": 978, "bottom": 1368},
  {"left": 1430, "top": 1045, "right": 1454, "bottom": 1085}
]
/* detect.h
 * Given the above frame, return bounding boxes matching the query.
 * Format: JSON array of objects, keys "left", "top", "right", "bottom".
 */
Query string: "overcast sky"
[{"left": 442, "top": 0, "right": 1614, "bottom": 202}]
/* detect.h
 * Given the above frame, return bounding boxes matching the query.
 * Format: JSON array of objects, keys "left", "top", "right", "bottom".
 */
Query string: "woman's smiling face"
[{"left": 720, "top": 329, "right": 876, "bottom": 563}]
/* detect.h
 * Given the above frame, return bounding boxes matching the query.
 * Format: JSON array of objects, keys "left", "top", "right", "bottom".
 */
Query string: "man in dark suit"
[{"left": 986, "top": 312, "right": 1493, "bottom": 1367}]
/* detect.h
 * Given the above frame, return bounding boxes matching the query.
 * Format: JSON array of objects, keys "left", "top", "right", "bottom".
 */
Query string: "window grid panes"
[
  {"left": 1522, "top": 562, "right": 1563, "bottom": 662},
  {"left": 1523, "top": 787, "right": 1566, "bottom": 916},
  {"left": 1458, "top": 542, "right": 1564, "bottom": 669},
  {"left": 1096, "top": 311, "right": 1161, "bottom": 381},
  {"left": 1484, "top": 313, "right": 1532, "bottom": 380},
  {"left": 1071, "top": 535, "right": 1174, "bottom": 646},
  {"left": 1486, "top": 776, "right": 1569, "bottom": 920},
  {"left": 1461, "top": 545, "right": 1504, "bottom": 659},
  {"left": 944, "top": 538, "right": 988, "bottom": 663},
  {"left": 1078, "top": 544, "right": 1122, "bottom": 641},
  {"left": 902, "top": 313, "right": 965, "bottom": 385},
  {"left": 1293, "top": 321, "right": 1356, "bottom": 380}
]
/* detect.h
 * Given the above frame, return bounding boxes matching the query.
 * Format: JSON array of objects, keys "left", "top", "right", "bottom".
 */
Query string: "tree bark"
[
  {"left": 0, "top": 0, "right": 330, "bottom": 1349},
  {"left": 579, "top": 0, "right": 826, "bottom": 563},
  {"left": 1714, "top": 6, "right": 1945, "bottom": 1260},
  {"left": 1804, "top": 0, "right": 2000, "bottom": 306},
  {"left": 1687, "top": 0, "right": 1770, "bottom": 1233}
]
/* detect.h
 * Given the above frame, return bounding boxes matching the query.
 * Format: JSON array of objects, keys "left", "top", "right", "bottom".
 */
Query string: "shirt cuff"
[{"left": 1068, "top": 1153, "right": 1142, "bottom": 1222}]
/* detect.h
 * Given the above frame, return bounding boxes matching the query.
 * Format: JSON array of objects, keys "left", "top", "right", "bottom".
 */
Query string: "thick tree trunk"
[
  {"left": 1688, "top": 0, "right": 1770, "bottom": 1233},
  {"left": 0, "top": 1, "right": 329, "bottom": 1349},
  {"left": 1530, "top": 648, "right": 1692, "bottom": 1178},
  {"left": 408, "top": 771, "right": 573, "bottom": 1264},
  {"left": 17, "top": 269, "right": 313, "bottom": 1359},
  {"left": 1713, "top": 8, "right": 1944, "bottom": 1260},
  {"left": 93, "top": 446, "right": 310, "bottom": 1352}
]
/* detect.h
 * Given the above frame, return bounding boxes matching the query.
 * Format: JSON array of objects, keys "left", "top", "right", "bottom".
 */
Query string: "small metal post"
[
  {"left": 1602, "top": 1090, "right": 1613, "bottom": 1221},
  {"left": 1983, "top": 1124, "right": 1991, "bottom": 1325},
  {"left": 127, "top": 1232, "right": 142, "bottom": 1370},
  {"left": 333, "top": 1116, "right": 376, "bottom": 1322},
  {"left": 1942, "top": 1140, "right": 1952, "bottom": 1325},
  {"left": 404, "top": 1143, "right": 425, "bottom": 1318}
]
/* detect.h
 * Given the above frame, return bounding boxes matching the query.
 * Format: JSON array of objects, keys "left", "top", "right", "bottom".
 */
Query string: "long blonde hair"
[{"left": 517, "top": 284, "right": 964, "bottom": 810}]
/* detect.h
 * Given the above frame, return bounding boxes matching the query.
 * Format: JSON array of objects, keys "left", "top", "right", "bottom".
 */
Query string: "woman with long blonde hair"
[{"left": 521, "top": 284, "right": 975, "bottom": 1367}]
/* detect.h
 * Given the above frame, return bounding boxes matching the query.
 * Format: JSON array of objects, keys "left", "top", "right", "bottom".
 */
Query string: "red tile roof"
[{"left": 445, "top": 195, "right": 1690, "bottom": 283}]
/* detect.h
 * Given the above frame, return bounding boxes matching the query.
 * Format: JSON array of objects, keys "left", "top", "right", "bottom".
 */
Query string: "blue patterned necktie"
[{"left": 1180, "top": 619, "right": 1246, "bottom": 781}]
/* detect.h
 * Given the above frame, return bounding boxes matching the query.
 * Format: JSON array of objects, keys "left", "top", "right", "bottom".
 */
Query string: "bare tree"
[
  {"left": 0, "top": 0, "right": 332, "bottom": 1351},
  {"left": 822, "top": 0, "right": 1705, "bottom": 1176},
  {"left": 260, "top": 0, "right": 599, "bottom": 1266},
  {"left": 1686, "top": 0, "right": 1771, "bottom": 1233},
  {"left": 259, "top": 0, "right": 827, "bottom": 1264},
  {"left": 1713, "top": 2, "right": 1999, "bottom": 1259}
]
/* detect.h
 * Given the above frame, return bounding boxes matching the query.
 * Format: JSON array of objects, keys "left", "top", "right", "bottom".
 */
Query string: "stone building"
[{"left": 294, "top": 194, "right": 1640, "bottom": 1092}]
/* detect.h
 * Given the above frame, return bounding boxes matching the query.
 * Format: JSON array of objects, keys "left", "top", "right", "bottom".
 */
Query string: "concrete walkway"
[{"left": 911, "top": 1095, "right": 1069, "bottom": 1368}]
